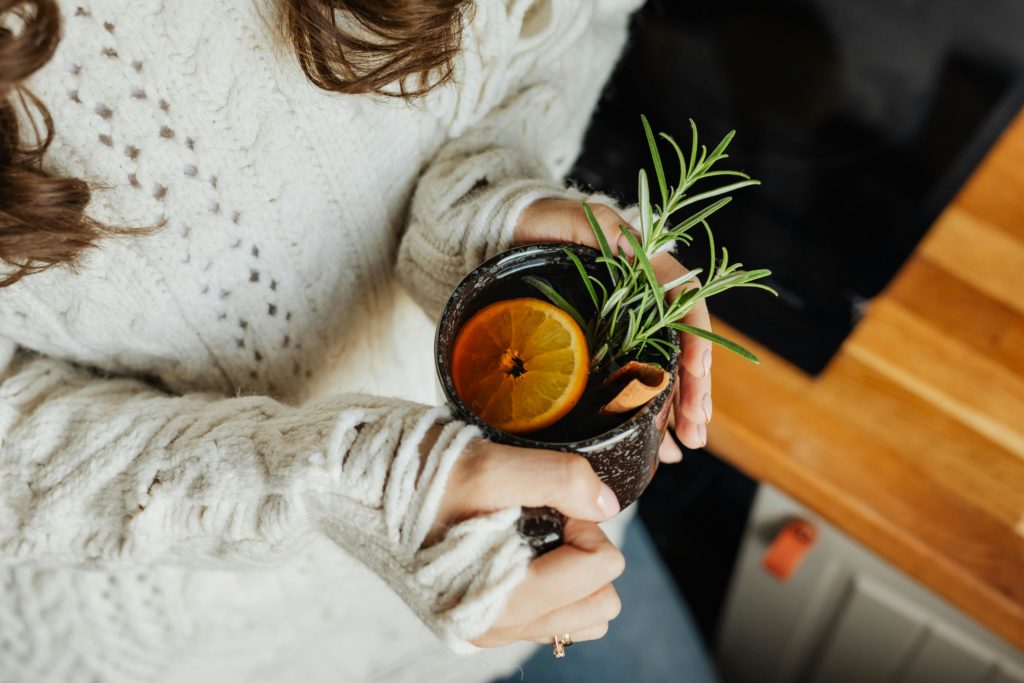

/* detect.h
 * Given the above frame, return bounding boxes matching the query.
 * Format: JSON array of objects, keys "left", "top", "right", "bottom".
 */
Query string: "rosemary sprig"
[{"left": 529, "top": 115, "right": 776, "bottom": 371}]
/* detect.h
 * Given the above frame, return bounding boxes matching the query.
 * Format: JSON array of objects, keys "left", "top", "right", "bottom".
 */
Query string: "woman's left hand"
[{"left": 513, "top": 198, "right": 713, "bottom": 463}]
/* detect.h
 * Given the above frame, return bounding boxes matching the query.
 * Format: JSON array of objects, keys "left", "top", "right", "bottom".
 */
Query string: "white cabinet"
[{"left": 717, "top": 486, "right": 1024, "bottom": 683}]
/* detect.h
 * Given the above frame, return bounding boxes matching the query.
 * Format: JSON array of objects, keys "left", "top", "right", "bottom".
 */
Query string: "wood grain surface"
[{"left": 708, "top": 110, "right": 1024, "bottom": 650}]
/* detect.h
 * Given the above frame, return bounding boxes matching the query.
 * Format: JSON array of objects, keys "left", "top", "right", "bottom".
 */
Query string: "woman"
[{"left": 0, "top": 0, "right": 716, "bottom": 680}]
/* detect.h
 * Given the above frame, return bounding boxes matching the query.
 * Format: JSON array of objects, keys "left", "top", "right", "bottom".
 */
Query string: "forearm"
[
  {"left": 0, "top": 349, "right": 418, "bottom": 564},
  {"left": 0, "top": 346, "right": 531, "bottom": 648}
]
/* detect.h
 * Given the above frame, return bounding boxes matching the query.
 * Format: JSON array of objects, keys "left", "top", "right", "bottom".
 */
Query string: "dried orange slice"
[{"left": 452, "top": 297, "right": 590, "bottom": 434}]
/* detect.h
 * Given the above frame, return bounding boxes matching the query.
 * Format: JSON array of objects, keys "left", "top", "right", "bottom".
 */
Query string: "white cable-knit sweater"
[{"left": 0, "top": 1, "right": 640, "bottom": 681}]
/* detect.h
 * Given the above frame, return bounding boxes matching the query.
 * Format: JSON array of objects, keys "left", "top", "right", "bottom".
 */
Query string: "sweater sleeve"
[
  {"left": 397, "top": 0, "right": 643, "bottom": 318},
  {"left": 0, "top": 337, "right": 531, "bottom": 651}
]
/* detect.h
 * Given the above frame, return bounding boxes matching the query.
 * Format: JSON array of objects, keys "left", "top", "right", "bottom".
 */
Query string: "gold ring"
[{"left": 552, "top": 632, "right": 573, "bottom": 658}]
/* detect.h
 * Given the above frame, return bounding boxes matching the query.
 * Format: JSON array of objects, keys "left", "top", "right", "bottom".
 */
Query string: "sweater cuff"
[
  {"left": 399, "top": 178, "right": 588, "bottom": 320},
  {"left": 306, "top": 400, "right": 533, "bottom": 651},
  {"left": 476, "top": 180, "right": 590, "bottom": 265},
  {"left": 415, "top": 507, "right": 534, "bottom": 652}
]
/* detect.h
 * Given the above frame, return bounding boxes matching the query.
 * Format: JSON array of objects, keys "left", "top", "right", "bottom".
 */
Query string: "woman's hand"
[
  {"left": 513, "top": 198, "right": 713, "bottom": 460},
  {"left": 429, "top": 436, "right": 625, "bottom": 647}
]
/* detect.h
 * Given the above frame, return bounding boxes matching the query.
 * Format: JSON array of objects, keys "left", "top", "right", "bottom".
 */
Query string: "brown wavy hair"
[
  {"left": 285, "top": 0, "right": 470, "bottom": 96},
  {"left": 0, "top": 0, "right": 471, "bottom": 287}
]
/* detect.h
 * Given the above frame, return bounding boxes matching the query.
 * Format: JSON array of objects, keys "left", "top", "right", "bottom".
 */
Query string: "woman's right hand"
[{"left": 428, "top": 436, "right": 626, "bottom": 647}]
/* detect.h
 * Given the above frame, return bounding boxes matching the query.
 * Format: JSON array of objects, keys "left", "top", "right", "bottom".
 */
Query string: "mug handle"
[{"left": 518, "top": 506, "right": 565, "bottom": 555}]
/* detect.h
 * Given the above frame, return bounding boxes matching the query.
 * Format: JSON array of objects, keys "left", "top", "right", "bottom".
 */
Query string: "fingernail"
[
  {"left": 697, "top": 422, "right": 707, "bottom": 448},
  {"left": 596, "top": 482, "right": 620, "bottom": 518},
  {"left": 615, "top": 233, "right": 634, "bottom": 258},
  {"left": 702, "top": 393, "right": 713, "bottom": 423},
  {"left": 702, "top": 349, "right": 712, "bottom": 377}
]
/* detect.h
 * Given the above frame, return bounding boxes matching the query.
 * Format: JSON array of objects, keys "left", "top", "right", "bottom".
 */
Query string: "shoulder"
[
  {"left": 458, "top": 0, "right": 643, "bottom": 67},
  {"left": 432, "top": 0, "right": 642, "bottom": 135}
]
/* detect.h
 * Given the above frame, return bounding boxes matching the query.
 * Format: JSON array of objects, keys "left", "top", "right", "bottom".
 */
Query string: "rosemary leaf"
[
  {"left": 706, "top": 129, "right": 737, "bottom": 166},
  {"left": 670, "top": 180, "right": 761, "bottom": 213},
  {"left": 698, "top": 169, "right": 752, "bottom": 181},
  {"left": 642, "top": 114, "right": 669, "bottom": 210},
  {"left": 671, "top": 323, "right": 760, "bottom": 364},
  {"left": 661, "top": 268, "right": 703, "bottom": 293},
  {"left": 619, "top": 228, "right": 664, "bottom": 318},
  {"left": 563, "top": 248, "right": 599, "bottom": 310},
  {"left": 625, "top": 308, "right": 640, "bottom": 352},
  {"left": 639, "top": 169, "right": 653, "bottom": 244},
  {"left": 523, "top": 275, "right": 587, "bottom": 331},
  {"left": 601, "top": 287, "right": 629, "bottom": 318},
  {"left": 668, "top": 196, "right": 733, "bottom": 236},
  {"left": 660, "top": 132, "right": 688, "bottom": 183},
  {"left": 591, "top": 276, "right": 608, "bottom": 304},
  {"left": 702, "top": 220, "right": 716, "bottom": 283},
  {"left": 688, "top": 118, "right": 699, "bottom": 178},
  {"left": 595, "top": 255, "right": 627, "bottom": 274},
  {"left": 742, "top": 282, "right": 780, "bottom": 296},
  {"left": 584, "top": 202, "right": 615, "bottom": 268},
  {"left": 644, "top": 336, "right": 679, "bottom": 361}
]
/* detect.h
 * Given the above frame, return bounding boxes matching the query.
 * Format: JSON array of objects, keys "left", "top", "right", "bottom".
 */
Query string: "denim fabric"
[{"left": 491, "top": 516, "right": 719, "bottom": 683}]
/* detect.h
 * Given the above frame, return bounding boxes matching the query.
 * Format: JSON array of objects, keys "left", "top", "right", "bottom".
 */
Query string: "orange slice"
[{"left": 451, "top": 297, "right": 590, "bottom": 434}]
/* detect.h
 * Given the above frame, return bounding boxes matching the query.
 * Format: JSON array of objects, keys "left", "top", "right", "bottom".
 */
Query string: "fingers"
[
  {"left": 680, "top": 298, "right": 713, "bottom": 379},
  {"left": 676, "top": 374, "right": 709, "bottom": 449},
  {"left": 674, "top": 282, "right": 712, "bottom": 420},
  {"left": 674, "top": 300, "right": 712, "bottom": 449},
  {"left": 501, "top": 520, "right": 624, "bottom": 625},
  {"left": 679, "top": 366, "right": 712, "bottom": 425},
  {"left": 473, "top": 520, "right": 624, "bottom": 648},
  {"left": 453, "top": 441, "right": 620, "bottom": 522},
  {"left": 521, "top": 583, "right": 621, "bottom": 642},
  {"left": 513, "top": 199, "right": 635, "bottom": 255},
  {"left": 659, "top": 430, "right": 683, "bottom": 463}
]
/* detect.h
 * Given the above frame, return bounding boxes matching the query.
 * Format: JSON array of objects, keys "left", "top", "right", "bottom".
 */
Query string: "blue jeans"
[{"left": 491, "top": 516, "right": 719, "bottom": 683}]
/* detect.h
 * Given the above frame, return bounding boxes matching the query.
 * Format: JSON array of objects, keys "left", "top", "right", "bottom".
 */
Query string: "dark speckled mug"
[{"left": 435, "top": 244, "right": 678, "bottom": 554}]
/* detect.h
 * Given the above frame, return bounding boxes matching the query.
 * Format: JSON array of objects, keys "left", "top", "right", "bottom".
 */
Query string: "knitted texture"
[{"left": 0, "top": 0, "right": 640, "bottom": 680}]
